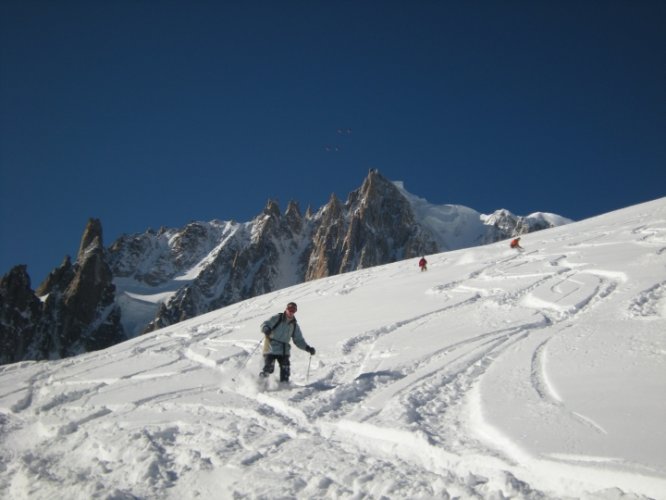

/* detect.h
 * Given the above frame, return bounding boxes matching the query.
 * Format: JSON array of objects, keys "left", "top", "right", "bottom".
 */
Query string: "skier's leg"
[
  {"left": 260, "top": 354, "right": 276, "bottom": 377},
  {"left": 277, "top": 356, "right": 291, "bottom": 382}
]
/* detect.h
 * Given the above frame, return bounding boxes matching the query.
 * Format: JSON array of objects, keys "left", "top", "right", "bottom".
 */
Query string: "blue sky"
[{"left": 1, "top": 1, "right": 664, "bottom": 286}]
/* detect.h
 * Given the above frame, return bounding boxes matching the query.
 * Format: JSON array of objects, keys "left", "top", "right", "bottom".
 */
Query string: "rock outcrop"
[
  {"left": 0, "top": 266, "right": 42, "bottom": 364},
  {"left": 0, "top": 219, "right": 125, "bottom": 363}
]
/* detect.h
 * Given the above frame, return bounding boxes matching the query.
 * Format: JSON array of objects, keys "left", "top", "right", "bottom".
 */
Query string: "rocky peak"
[
  {"left": 35, "top": 255, "right": 74, "bottom": 296},
  {"left": 171, "top": 222, "right": 213, "bottom": 269},
  {"left": 0, "top": 265, "right": 42, "bottom": 364},
  {"left": 64, "top": 222, "right": 114, "bottom": 324},
  {"left": 338, "top": 170, "right": 437, "bottom": 272},
  {"left": 20, "top": 218, "right": 126, "bottom": 361},
  {"left": 285, "top": 200, "right": 303, "bottom": 232},
  {"left": 1, "top": 232, "right": 125, "bottom": 363},
  {"left": 263, "top": 199, "right": 281, "bottom": 219},
  {"left": 304, "top": 170, "right": 438, "bottom": 279},
  {"left": 360, "top": 168, "right": 390, "bottom": 195},
  {"left": 78, "top": 218, "right": 104, "bottom": 259},
  {"left": 483, "top": 209, "right": 520, "bottom": 237},
  {"left": 285, "top": 200, "right": 301, "bottom": 219},
  {"left": 481, "top": 209, "right": 568, "bottom": 242},
  {"left": 306, "top": 194, "right": 347, "bottom": 281},
  {"left": 108, "top": 220, "right": 231, "bottom": 286},
  {"left": 0, "top": 265, "right": 37, "bottom": 307},
  {"left": 322, "top": 193, "right": 343, "bottom": 217},
  {"left": 346, "top": 169, "right": 389, "bottom": 204},
  {"left": 351, "top": 170, "right": 413, "bottom": 223},
  {"left": 250, "top": 199, "right": 282, "bottom": 241}
]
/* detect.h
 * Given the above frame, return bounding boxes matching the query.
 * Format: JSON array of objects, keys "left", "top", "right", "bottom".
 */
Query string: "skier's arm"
[
  {"left": 260, "top": 314, "right": 280, "bottom": 335},
  {"left": 292, "top": 325, "right": 310, "bottom": 351}
]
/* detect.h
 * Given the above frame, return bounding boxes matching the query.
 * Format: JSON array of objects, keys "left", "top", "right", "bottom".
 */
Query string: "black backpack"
[{"left": 268, "top": 313, "right": 296, "bottom": 333}]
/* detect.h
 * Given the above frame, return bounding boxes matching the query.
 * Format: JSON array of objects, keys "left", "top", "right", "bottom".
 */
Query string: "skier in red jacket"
[{"left": 418, "top": 257, "right": 428, "bottom": 271}]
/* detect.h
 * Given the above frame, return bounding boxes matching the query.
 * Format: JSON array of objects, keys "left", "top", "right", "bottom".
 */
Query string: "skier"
[
  {"left": 510, "top": 237, "right": 523, "bottom": 250},
  {"left": 260, "top": 302, "right": 315, "bottom": 383},
  {"left": 419, "top": 256, "right": 428, "bottom": 271}
]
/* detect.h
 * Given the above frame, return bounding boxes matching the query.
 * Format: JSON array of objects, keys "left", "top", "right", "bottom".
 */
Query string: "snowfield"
[{"left": 1, "top": 198, "right": 665, "bottom": 499}]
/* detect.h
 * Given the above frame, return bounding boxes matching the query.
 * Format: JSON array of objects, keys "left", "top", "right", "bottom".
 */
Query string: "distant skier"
[
  {"left": 510, "top": 237, "right": 523, "bottom": 250},
  {"left": 259, "top": 302, "right": 315, "bottom": 383},
  {"left": 419, "top": 256, "right": 428, "bottom": 271}
]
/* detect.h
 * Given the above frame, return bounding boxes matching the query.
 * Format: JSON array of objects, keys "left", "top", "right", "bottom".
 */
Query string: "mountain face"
[
  {"left": 311, "top": 171, "right": 439, "bottom": 277},
  {"left": 0, "top": 171, "right": 571, "bottom": 364},
  {"left": 0, "top": 219, "right": 126, "bottom": 364}
]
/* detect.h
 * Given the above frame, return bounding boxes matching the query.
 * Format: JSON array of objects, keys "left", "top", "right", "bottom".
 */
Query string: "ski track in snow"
[
  {"left": 2, "top": 203, "right": 666, "bottom": 499},
  {"left": 628, "top": 281, "right": 666, "bottom": 319}
]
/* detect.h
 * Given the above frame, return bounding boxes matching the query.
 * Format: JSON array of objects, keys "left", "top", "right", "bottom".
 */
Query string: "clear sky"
[{"left": 1, "top": 0, "right": 665, "bottom": 286}]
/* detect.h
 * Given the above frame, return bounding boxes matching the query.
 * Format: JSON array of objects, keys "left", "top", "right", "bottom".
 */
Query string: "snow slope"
[{"left": 1, "top": 198, "right": 665, "bottom": 499}]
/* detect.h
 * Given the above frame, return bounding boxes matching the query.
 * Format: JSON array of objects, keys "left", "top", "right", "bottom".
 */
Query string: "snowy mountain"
[
  {"left": 395, "top": 181, "right": 571, "bottom": 251},
  {"left": 111, "top": 170, "right": 571, "bottom": 337},
  {"left": 0, "top": 197, "right": 664, "bottom": 499},
  {"left": 1, "top": 170, "right": 571, "bottom": 363}
]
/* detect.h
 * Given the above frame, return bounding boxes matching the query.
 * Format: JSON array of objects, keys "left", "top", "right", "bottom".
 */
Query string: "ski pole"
[
  {"left": 306, "top": 354, "right": 312, "bottom": 383},
  {"left": 232, "top": 338, "right": 262, "bottom": 381}
]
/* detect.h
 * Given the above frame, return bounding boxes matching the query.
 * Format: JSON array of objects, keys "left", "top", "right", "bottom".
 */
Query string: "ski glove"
[
  {"left": 262, "top": 325, "right": 272, "bottom": 335},
  {"left": 306, "top": 346, "right": 316, "bottom": 355}
]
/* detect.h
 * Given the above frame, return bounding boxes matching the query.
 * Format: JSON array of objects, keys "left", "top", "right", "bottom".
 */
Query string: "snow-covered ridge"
[
  {"left": 0, "top": 171, "right": 575, "bottom": 366},
  {"left": 110, "top": 173, "right": 572, "bottom": 337},
  {"left": 395, "top": 180, "right": 574, "bottom": 250},
  {"left": 1, "top": 197, "right": 664, "bottom": 499},
  {"left": 523, "top": 211, "right": 572, "bottom": 226}
]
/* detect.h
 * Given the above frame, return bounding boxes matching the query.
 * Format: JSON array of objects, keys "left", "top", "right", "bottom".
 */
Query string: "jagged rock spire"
[
  {"left": 36, "top": 255, "right": 73, "bottom": 296},
  {"left": 263, "top": 199, "right": 281, "bottom": 218},
  {"left": 0, "top": 218, "right": 126, "bottom": 364},
  {"left": 78, "top": 218, "right": 104, "bottom": 260},
  {"left": 285, "top": 200, "right": 301, "bottom": 218}
]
